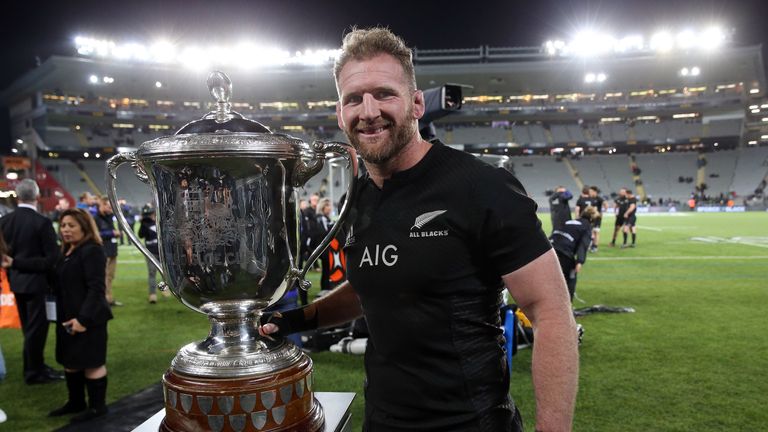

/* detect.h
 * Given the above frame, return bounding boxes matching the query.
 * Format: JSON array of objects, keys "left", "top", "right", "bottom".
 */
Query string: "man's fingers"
[{"left": 261, "top": 323, "right": 279, "bottom": 334}]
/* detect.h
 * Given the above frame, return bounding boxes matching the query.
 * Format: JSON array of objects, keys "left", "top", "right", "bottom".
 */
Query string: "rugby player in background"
[
  {"left": 621, "top": 189, "right": 638, "bottom": 248},
  {"left": 609, "top": 188, "right": 629, "bottom": 247},
  {"left": 588, "top": 186, "right": 607, "bottom": 252}
]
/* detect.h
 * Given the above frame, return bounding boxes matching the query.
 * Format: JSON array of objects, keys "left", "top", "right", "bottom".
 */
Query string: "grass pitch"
[{"left": 0, "top": 212, "right": 766, "bottom": 431}]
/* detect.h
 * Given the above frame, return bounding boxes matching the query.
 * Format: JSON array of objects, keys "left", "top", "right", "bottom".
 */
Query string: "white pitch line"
[
  {"left": 636, "top": 225, "right": 663, "bottom": 231},
  {"left": 591, "top": 255, "right": 768, "bottom": 261}
]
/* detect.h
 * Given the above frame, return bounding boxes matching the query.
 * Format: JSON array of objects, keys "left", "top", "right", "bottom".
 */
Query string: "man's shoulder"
[{"left": 2, "top": 207, "right": 50, "bottom": 224}]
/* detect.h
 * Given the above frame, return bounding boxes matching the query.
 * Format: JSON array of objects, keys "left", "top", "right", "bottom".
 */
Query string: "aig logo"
[{"left": 359, "top": 244, "right": 398, "bottom": 268}]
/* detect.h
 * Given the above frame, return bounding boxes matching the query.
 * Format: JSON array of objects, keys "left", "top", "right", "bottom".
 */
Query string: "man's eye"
[
  {"left": 346, "top": 96, "right": 362, "bottom": 104},
  {"left": 376, "top": 91, "right": 393, "bottom": 99}
]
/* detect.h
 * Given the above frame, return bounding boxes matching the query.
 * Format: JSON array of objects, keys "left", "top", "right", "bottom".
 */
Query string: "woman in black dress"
[{"left": 48, "top": 208, "right": 113, "bottom": 422}]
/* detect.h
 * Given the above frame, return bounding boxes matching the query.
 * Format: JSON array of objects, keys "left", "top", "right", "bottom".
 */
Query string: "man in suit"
[
  {"left": 95, "top": 197, "right": 121, "bottom": 306},
  {"left": 0, "top": 179, "right": 63, "bottom": 384}
]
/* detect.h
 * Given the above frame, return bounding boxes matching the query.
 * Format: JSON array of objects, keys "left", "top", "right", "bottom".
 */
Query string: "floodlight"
[
  {"left": 752, "top": 109, "right": 761, "bottom": 113},
  {"left": 95, "top": 153, "right": 101, "bottom": 158},
  {"left": 544, "top": 40, "right": 557, "bottom": 55},
  {"left": 690, "top": 67, "right": 700, "bottom": 76},
  {"left": 699, "top": 26, "right": 725, "bottom": 50},
  {"left": 616, "top": 35, "right": 643, "bottom": 52},
  {"left": 179, "top": 46, "right": 210, "bottom": 70},
  {"left": 89, "top": 75, "right": 99, "bottom": 84},
  {"left": 11, "top": 149, "right": 18, "bottom": 154},
  {"left": 676, "top": 29, "right": 696, "bottom": 49},
  {"left": 584, "top": 73, "right": 596, "bottom": 83},
  {"left": 83, "top": 152, "right": 90, "bottom": 158},
  {"left": 571, "top": 30, "right": 613, "bottom": 57},
  {"left": 680, "top": 67, "right": 689, "bottom": 76},
  {"left": 650, "top": 31, "right": 674, "bottom": 52},
  {"left": 149, "top": 41, "right": 176, "bottom": 63},
  {"left": 16, "top": 139, "right": 23, "bottom": 144},
  {"left": 748, "top": 140, "right": 757, "bottom": 145},
  {"left": 749, "top": 89, "right": 760, "bottom": 94},
  {"left": 155, "top": 81, "right": 163, "bottom": 88},
  {"left": 6, "top": 173, "right": 18, "bottom": 180},
  {"left": 596, "top": 73, "right": 607, "bottom": 82}
]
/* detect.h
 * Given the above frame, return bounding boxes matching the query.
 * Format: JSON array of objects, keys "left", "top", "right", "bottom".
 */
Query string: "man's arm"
[
  {"left": 574, "top": 225, "right": 592, "bottom": 266},
  {"left": 261, "top": 281, "right": 363, "bottom": 336},
  {"left": 503, "top": 249, "right": 578, "bottom": 432},
  {"left": 624, "top": 203, "right": 636, "bottom": 218}
]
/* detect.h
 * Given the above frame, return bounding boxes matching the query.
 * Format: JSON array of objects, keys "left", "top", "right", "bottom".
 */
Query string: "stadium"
[{"left": 0, "top": 2, "right": 767, "bottom": 431}]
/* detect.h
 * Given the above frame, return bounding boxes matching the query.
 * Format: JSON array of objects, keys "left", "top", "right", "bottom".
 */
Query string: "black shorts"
[
  {"left": 624, "top": 215, "right": 637, "bottom": 227},
  {"left": 615, "top": 216, "right": 625, "bottom": 227}
]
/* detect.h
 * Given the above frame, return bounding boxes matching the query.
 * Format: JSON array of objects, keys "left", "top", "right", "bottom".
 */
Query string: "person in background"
[
  {"left": 48, "top": 208, "right": 113, "bottom": 422},
  {"left": 51, "top": 197, "right": 71, "bottom": 224},
  {"left": 95, "top": 197, "right": 121, "bottom": 307},
  {"left": 310, "top": 198, "right": 334, "bottom": 292},
  {"left": 621, "top": 189, "right": 639, "bottom": 248},
  {"left": 588, "top": 186, "right": 606, "bottom": 252},
  {"left": 610, "top": 188, "right": 629, "bottom": 247},
  {"left": 549, "top": 185, "right": 573, "bottom": 232},
  {"left": 77, "top": 192, "right": 97, "bottom": 216},
  {"left": 574, "top": 186, "right": 592, "bottom": 218},
  {"left": 138, "top": 206, "right": 167, "bottom": 303},
  {"left": 0, "top": 179, "right": 63, "bottom": 385},
  {"left": 550, "top": 207, "right": 600, "bottom": 301}
]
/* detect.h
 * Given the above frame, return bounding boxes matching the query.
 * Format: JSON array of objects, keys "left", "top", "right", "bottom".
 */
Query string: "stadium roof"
[{"left": 2, "top": 43, "right": 764, "bottom": 105}]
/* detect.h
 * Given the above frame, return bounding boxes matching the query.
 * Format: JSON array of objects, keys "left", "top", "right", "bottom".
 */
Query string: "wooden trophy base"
[{"left": 159, "top": 353, "right": 324, "bottom": 432}]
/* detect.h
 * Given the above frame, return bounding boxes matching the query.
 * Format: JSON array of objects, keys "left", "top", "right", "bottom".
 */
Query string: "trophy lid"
[
  {"left": 175, "top": 71, "right": 271, "bottom": 134},
  {"left": 136, "top": 71, "right": 308, "bottom": 160}
]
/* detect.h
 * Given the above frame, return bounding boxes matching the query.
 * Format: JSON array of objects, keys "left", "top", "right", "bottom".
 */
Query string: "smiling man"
[{"left": 262, "top": 27, "right": 578, "bottom": 432}]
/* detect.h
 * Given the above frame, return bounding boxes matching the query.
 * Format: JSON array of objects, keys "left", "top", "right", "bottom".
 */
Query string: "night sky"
[{"left": 2, "top": 0, "right": 768, "bottom": 90}]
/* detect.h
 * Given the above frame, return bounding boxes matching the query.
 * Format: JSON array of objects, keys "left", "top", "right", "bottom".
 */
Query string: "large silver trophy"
[{"left": 107, "top": 71, "right": 357, "bottom": 432}]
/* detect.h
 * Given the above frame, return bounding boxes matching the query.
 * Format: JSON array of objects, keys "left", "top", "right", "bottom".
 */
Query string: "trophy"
[{"left": 106, "top": 71, "right": 357, "bottom": 432}]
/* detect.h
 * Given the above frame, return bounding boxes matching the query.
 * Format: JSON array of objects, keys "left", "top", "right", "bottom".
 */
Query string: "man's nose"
[{"left": 360, "top": 93, "right": 380, "bottom": 121}]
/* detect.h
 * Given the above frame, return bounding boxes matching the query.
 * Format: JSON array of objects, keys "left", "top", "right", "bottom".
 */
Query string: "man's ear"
[
  {"left": 412, "top": 89, "right": 425, "bottom": 120},
  {"left": 336, "top": 101, "right": 344, "bottom": 130}
]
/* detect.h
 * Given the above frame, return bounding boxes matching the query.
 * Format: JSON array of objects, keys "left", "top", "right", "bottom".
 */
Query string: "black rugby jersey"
[
  {"left": 342, "top": 142, "right": 551, "bottom": 429},
  {"left": 625, "top": 196, "right": 638, "bottom": 217}
]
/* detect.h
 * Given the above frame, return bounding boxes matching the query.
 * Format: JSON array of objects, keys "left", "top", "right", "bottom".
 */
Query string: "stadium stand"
[
  {"left": 510, "top": 155, "right": 579, "bottom": 206},
  {"left": 634, "top": 152, "right": 699, "bottom": 202},
  {"left": 569, "top": 156, "right": 611, "bottom": 195},
  {"left": 2, "top": 30, "right": 767, "bottom": 212},
  {"left": 731, "top": 146, "right": 768, "bottom": 197},
  {"left": 702, "top": 150, "right": 739, "bottom": 197}
]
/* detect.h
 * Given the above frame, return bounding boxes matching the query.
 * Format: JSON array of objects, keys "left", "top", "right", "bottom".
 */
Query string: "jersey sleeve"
[{"left": 475, "top": 168, "right": 553, "bottom": 276}]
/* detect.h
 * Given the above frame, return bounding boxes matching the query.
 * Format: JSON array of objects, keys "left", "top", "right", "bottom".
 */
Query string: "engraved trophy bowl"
[{"left": 106, "top": 71, "right": 357, "bottom": 431}]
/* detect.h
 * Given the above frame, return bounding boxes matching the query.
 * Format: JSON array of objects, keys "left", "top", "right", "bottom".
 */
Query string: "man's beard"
[{"left": 344, "top": 108, "right": 417, "bottom": 165}]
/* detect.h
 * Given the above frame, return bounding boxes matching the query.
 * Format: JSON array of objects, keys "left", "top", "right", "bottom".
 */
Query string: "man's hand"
[
  {"left": 575, "top": 263, "right": 582, "bottom": 273},
  {"left": 1, "top": 255, "right": 13, "bottom": 268}
]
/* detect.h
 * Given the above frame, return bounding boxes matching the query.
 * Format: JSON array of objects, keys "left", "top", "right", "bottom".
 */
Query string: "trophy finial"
[{"left": 207, "top": 71, "right": 233, "bottom": 123}]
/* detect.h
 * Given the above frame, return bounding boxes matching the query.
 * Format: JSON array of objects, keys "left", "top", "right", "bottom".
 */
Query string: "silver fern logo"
[
  {"left": 412, "top": 210, "right": 447, "bottom": 230},
  {"left": 409, "top": 210, "right": 450, "bottom": 238}
]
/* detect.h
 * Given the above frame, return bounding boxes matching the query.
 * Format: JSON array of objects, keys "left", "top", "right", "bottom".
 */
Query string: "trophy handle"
[
  {"left": 297, "top": 141, "right": 358, "bottom": 289},
  {"left": 105, "top": 152, "right": 165, "bottom": 278}
]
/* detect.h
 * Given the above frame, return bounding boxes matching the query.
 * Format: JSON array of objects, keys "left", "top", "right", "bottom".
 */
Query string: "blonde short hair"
[{"left": 334, "top": 26, "right": 416, "bottom": 93}]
